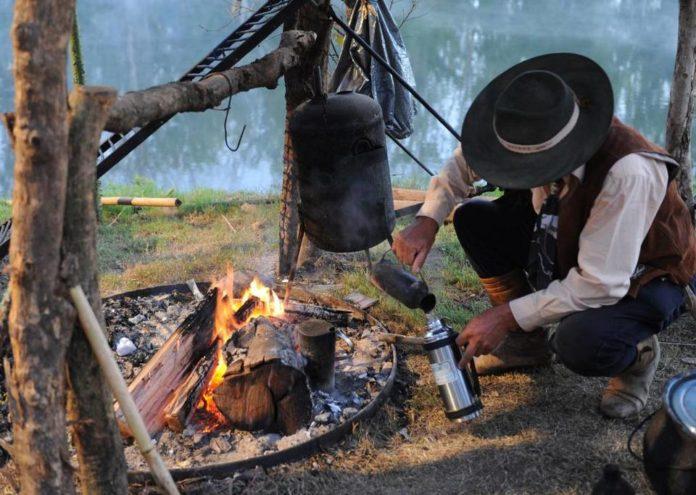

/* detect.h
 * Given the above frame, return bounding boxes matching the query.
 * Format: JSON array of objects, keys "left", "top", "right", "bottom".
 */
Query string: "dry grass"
[
  {"left": 3, "top": 193, "right": 694, "bottom": 494},
  {"left": 100, "top": 199, "right": 694, "bottom": 495}
]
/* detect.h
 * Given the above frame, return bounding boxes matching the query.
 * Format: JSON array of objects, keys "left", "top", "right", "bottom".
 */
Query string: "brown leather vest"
[{"left": 556, "top": 117, "right": 696, "bottom": 296}]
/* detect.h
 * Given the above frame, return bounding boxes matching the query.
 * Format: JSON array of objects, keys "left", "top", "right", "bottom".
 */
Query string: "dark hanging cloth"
[
  {"left": 526, "top": 181, "right": 561, "bottom": 290},
  {"left": 330, "top": 0, "right": 417, "bottom": 139}
]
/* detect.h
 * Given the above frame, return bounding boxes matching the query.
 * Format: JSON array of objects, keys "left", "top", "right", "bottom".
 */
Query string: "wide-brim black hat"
[{"left": 460, "top": 53, "right": 614, "bottom": 189}]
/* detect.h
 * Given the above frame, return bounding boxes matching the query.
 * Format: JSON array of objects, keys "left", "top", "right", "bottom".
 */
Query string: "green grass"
[
  {"left": 390, "top": 174, "right": 430, "bottom": 190},
  {"left": 96, "top": 182, "right": 280, "bottom": 293},
  {"left": 4, "top": 177, "right": 487, "bottom": 336},
  {"left": 436, "top": 226, "right": 480, "bottom": 292},
  {"left": 337, "top": 268, "right": 426, "bottom": 334},
  {"left": 0, "top": 202, "right": 10, "bottom": 223}
]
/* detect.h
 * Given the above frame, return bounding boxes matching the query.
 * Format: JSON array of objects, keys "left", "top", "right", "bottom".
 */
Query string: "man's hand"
[
  {"left": 392, "top": 216, "right": 439, "bottom": 272},
  {"left": 455, "top": 304, "right": 519, "bottom": 368}
]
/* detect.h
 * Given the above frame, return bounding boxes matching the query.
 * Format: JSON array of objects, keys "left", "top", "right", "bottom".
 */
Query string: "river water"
[{"left": 0, "top": 0, "right": 682, "bottom": 198}]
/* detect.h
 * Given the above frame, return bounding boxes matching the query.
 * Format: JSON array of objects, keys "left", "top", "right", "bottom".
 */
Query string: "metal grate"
[{"left": 95, "top": 0, "right": 306, "bottom": 179}]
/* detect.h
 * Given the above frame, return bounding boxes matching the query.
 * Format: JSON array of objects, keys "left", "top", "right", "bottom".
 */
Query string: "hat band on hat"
[{"left": 495, "top": 99, "right": 579, "bottom": 154}]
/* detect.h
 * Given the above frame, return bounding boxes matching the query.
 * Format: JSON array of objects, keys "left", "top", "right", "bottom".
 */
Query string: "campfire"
[
  {"left": 106, "top": 269, "right": 393, "bottom": 469},
  {"left": 194, "top": 270, "right": 285, "bottom": 430}
]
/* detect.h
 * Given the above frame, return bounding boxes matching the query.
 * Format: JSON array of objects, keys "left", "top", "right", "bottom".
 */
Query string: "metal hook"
[{"left": 225, "top": 123, "right": 246, "bottom": 152}]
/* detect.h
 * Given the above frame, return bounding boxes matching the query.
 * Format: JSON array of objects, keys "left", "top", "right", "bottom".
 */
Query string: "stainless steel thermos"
[{"left": 424, "top": 317, "right": 483, "bottom": 422}]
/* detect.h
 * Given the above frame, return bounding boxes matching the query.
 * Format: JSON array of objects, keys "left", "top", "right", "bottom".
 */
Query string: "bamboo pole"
[
  {"left": 69, "top": 285, "right": 180, "bottom": 495},
  {"left": 100, "top": 197, "right": 182, "bottom": 207}
]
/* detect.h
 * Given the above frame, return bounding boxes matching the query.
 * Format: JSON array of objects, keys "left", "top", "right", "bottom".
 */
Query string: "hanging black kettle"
[{"left": 289, "top": 73, "right": 395, "bottom": 253}]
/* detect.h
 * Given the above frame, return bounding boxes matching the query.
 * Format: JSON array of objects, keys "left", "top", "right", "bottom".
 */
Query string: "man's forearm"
[{"left": 417, "top": 147, "right": 479, "bottom": 225}]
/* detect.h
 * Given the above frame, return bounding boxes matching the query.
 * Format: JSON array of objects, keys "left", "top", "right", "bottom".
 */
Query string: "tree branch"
[{"left": 104, "top": 30, "right": 316, "bottom": 133}]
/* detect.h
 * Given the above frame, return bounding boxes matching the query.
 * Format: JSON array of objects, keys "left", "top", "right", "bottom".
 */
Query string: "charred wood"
[
  {"left": 120, "top": 290, "right": 218, "bottom": 437},
  {"left": 297, "top": 319, "right": 336, "bottom": 392},
  {"left": 284, "top": 301, "right": 351, "bottom": 326},
  {"left": 213, "top": 317, "right": 311, "bottom": 434},
  {"left": 124, "top": 287, "right": 267, "bottom": 436},
  {"left": 232, "top": 296, "right": 261, "bottom": 326},
  {"left": 162, "top": 342, "right": 221, "bottom": 433}
]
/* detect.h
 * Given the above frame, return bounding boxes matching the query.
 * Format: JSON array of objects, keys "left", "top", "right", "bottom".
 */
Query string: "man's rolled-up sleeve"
[
  {"left": 417, "top": 147, "right": 479, "bottom": 226},
  {"left": 509, "top": 154, "right": 669, "bottom": 330}
]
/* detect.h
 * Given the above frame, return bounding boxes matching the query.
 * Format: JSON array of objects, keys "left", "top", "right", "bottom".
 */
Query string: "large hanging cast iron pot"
[
  {"left": 643, "top": 370, "right": 696, "bottom": 494},
  {"left": 289, "top": 88, "right": 395, "bottom": 253}
]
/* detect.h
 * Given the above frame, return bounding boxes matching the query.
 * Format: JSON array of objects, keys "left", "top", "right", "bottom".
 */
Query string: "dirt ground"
[
  {"left": 170, "top": 286, "right": 694, "bottom": 495},
  {"left": 1, "top": 199, "right": 695, "bottom": 494}
]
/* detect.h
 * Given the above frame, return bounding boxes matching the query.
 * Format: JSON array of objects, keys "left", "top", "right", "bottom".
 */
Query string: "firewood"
[
  {"left": 297, "top": 319, "right": 336, "bottom": 392},
  {"left": 121, "top": 289, "right": 272, "bottom": 436},
  {"left": 162, "top": 342, "right": 221, "bottom": 433},
  {"left": 232, "top": 296, "right": 261, "bottom": 325},
  {"left": 213, "top": 317, "right": 311, "bottom": 434},
  {"left": 391, "top": 187, "right": 426, "bottom": 202},
  {"left": 284, "top": 300, "right": 351, "bottom": 326},
  {"left": 120, "top": 290, "right": 218, "bottom": 436}
]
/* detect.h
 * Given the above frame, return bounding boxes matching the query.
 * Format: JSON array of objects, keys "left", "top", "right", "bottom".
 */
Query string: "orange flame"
[{"left": 195, "top": 268, "right": 284, "bottom": 426}]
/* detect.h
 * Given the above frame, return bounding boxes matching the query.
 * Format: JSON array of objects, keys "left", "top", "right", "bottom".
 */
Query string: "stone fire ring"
[{"left": 103, "top": 282, "right": 398, "bottom": 483}]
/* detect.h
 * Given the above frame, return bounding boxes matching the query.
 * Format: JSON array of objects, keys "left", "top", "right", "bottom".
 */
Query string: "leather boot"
[
  {"left": 474, "top": 269, "right": 552, "bottom": 375},
  {"left": 600, "top": 335, "right": 660, "bottom": 418}
]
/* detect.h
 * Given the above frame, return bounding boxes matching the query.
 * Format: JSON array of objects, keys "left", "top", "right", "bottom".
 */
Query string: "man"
[{"left": 393, "top": 53, "right": 696, "bottom": 418}]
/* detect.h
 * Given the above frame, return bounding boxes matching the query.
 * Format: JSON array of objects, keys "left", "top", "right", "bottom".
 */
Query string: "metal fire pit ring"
[{"left": 103, "top": 282, "right": 398, "bottom": 483}]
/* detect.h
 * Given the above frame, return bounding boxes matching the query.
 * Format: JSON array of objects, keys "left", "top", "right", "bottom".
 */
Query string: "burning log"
[
  {"left": 212, "top": 317, "right": 312, "bottom": 434},
  {"left": 232, "top": 296, "right": 261, "bottom": 325},
  {"left": 119, "top": 291, "right": 218, "bottom": 436},
  {"left": 162, "top": 341, "right": 221, "bottom": 432},
  {"left": 120, "top": 287, "right": 262, "bottom": 436}
]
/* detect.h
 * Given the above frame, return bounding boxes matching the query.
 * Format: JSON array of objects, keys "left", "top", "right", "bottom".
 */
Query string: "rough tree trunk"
[
  {"left": 278, "top": 1, "right": 333, "bottom": 276},
  {"left": 667, "top": 0, "right": 696, "bottom": 213},
  {"left": 62, "top": 86, "right": 128, "bottom": 494},
  {"left": 7, "top": 0, "right": 76, "bottom": 492},
  {"left": 2, "top": 18, "right": 315, "bottom": 494}
]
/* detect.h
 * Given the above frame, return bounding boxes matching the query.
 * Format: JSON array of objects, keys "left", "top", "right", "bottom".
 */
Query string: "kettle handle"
[{"left": 377, "top": 247, "right": 430, "bottom": 286}]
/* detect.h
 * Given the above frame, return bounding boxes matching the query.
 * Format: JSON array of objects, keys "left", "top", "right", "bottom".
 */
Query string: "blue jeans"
[
  {"left": 549, "top": 277, "right": 688, "bottom": 377},
  {"left": 453, "top": 194, "right": 691, "bottom": 377}
]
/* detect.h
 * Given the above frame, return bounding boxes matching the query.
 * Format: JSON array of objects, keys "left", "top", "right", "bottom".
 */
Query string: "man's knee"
[
  {"left": 452, "top": 198, "right": 499, "bottom": 244},
  {"left": 551, "top": 312, "right": 636, "bottom": 377}
]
